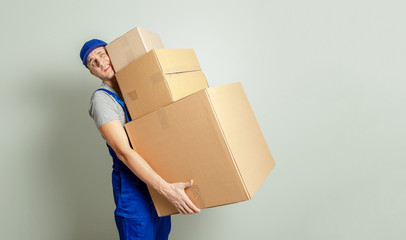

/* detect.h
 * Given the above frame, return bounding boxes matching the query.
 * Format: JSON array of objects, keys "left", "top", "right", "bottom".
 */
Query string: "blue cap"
[{"left": 80, "top": 39, "right": 107, "bottom": 67}]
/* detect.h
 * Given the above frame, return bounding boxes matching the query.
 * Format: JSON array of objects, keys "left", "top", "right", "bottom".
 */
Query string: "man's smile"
[{"left": 103, "top": 64, "right": 111, "bottom": 72}]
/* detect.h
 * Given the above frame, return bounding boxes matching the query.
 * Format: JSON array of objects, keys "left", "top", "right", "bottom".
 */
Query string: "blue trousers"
[
  {"left": 115, "top": 213, "right": 171, "bottom": 240},
  {"left": 110, "top": 148, "right": 171, "bottom": 239}
]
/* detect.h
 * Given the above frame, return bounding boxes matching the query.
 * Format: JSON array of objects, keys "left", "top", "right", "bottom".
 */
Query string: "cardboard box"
[
  {"left": 125, "top": 82, "right": 275, "bottom": 216},
  {"left": 106, "top": 27, "right": 164, "bottom": 72},
  {"left": 116, "top": 49, "right": 209, "bottom": 120}
]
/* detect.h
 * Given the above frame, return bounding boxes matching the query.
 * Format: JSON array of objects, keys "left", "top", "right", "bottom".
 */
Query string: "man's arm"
[{"left": 99, "top": 119, "right": 200, "bottom": 215}]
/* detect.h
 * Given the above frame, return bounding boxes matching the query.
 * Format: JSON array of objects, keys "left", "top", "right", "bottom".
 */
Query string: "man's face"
[{"left": 86, "top": 47, "right": 114, "bottom": 81}]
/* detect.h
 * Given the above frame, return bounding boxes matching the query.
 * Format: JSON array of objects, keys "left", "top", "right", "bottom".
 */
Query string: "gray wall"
[{"left": 1, "top": 0, "right": 405, "bottom": 239}]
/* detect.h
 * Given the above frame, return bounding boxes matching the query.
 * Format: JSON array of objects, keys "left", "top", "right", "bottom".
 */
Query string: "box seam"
[
  {"left": 137, "top": 28, "right": 149, "bottom": 53},
  {"left": 154, "top": 50, "right": 173, "bottom": 100},
  {"left": 205, "top": 90, "right": 251, "bottom": 199},
  {"left": 165, "top": 69, "right": 201, "bottom": 75}
]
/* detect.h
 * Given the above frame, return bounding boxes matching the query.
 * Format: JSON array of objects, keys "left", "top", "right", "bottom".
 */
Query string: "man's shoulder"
[
  {"left": 89, "top": 89, "right": 119, "bottom": 115},
  {"left": 90, "top": 84, "right": 115, "bottom": 102},
  {"left": 91, "top": 88, "right": 110, "bottom": 99},
  {"left": 88, "top": 84, "right": 123, "bottom": 128}
]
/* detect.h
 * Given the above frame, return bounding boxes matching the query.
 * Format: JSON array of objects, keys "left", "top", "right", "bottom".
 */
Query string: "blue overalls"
[{"left": 95, "top": 88, "right": 171, "bottom": 240}]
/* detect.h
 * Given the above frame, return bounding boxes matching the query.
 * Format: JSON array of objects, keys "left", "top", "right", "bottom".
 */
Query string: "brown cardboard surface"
[
  {"left": 125, "top": 82, "right": 275, "bottom": 216},
  {"left": 154, "top": 49, "right": 201, "bottom": 73},
  {"left": 206, "top": 83, "right": 275, "bottom": 198},
  {"left": 165, "top": 71, "right": 208, "bottom": 101},
  {"left": 106, "top": 27, "right": 164, "bottom": 72},
  {"left": 116, "top": 49, "right": 208, "bottom": 120}
]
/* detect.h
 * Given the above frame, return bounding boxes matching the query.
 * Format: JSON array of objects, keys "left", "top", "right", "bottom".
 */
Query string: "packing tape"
[
  {"left": 150, "top": 72, "right": 162, "bottom": 85},
  {"left": 124, "top": 89, "right": 138, "bottom": 102},
  {"left": 157, "top": 108, "right": 169, "bottom": 130}
]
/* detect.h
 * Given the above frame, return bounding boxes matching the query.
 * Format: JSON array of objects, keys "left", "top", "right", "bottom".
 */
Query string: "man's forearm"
[
  {"left": 117, "top": 148, "right": 169, "bottom": 192},
  {"left": 117, "top": 148, "right": 200, "bottom": 214}
]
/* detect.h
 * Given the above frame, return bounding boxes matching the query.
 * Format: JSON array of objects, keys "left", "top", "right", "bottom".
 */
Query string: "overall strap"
[{"left": 95, "top": 88, "right": 131, "bottom": 122}]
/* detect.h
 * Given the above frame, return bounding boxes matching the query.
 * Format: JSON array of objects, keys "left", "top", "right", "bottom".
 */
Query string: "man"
[{"left": 80, "top": 39, "right": 200, "bottom": 240}]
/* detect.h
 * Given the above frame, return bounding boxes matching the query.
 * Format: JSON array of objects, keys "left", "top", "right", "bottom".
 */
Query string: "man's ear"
[{"left": 89, "top": 70, "right": 95, "bottom": 76}]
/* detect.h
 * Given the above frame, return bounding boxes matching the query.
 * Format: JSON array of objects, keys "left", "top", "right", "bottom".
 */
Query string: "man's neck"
[{"left": 103, "top": 77, "right": 121, "bottom": 94}]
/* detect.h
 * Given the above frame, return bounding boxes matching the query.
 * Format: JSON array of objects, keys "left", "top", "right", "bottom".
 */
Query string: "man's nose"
[{"left": 99, "top": 59, "right": 106, "bottom": 68}]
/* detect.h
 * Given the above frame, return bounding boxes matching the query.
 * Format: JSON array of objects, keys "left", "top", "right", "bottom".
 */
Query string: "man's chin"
[
  {"left": 102, "top": 72, "right": 115, "bottom": 80},
  {"left": 107, "top": 72, "right": 115, "bottom": 80}
]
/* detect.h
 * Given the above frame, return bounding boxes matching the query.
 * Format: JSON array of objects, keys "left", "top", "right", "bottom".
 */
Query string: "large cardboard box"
[
  {"left": 106, "top": 27, "right": 164, "bottom": 72},
  {"left": 116, "top": 49, "right": 209, "bottom": 120},
  {"left": 125, "top": 82, "right": 275, "bottom": 216}
]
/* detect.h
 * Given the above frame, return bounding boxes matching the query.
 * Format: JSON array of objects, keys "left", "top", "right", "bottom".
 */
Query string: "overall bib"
[{"left": 95, "top": 88, "right": 171, "bottom": 240}]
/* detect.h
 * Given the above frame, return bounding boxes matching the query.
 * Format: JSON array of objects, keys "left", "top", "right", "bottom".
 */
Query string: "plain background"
[{"left": 1, "top": 0, "right": 405, "bottom": 239}]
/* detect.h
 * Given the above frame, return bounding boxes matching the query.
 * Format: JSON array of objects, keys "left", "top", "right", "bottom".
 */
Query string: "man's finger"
[
  {"left": 182, "top": 179, "right": 194, "bottom": 189},
  {"left": 181, "top": 201, "right": 194, "bottom": 214},
  {"left": 177, "top": 204, "right": 186, "bottom": 215},
  {"left": 184, "top": 196, "right": 200, "bottom": 213}
]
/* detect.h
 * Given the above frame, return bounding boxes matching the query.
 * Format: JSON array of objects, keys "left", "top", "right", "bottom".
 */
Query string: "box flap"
[
  {"left": 154, "top": 49, "right": 201, "bottom": 74},
  {"left": 165, "top": 71, "right": 209, "bottom": 101}
]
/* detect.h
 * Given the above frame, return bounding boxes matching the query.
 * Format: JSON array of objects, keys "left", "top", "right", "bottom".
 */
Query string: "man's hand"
[{"left": 158, "top": 179, "right": 201, "bottom": 215}]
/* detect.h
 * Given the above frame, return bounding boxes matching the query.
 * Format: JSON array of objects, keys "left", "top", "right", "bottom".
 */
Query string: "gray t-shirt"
[{"left": 88, "top": 83, "right": 127, "bottom": 129}]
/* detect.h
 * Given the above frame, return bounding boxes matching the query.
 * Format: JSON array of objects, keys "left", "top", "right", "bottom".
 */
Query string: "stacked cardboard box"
[
  {"left": 106, "top": 27, "right": 165, "bottom": 73},
  {"left": 106, "top": 27, "right": 275, "bottom": 216},
  {"left": 114, "top": 49, "right": 208, "bottom": 120}
]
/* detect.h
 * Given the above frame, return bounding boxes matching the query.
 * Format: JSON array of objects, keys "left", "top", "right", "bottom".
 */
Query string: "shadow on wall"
[{"left": 32, "top": 71, "right": 118, "bottom": 240}]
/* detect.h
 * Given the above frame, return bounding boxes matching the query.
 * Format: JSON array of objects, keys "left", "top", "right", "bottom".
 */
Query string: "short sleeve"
[{"left": 89, "top": 91, "right": 121, "bottom": 128}]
